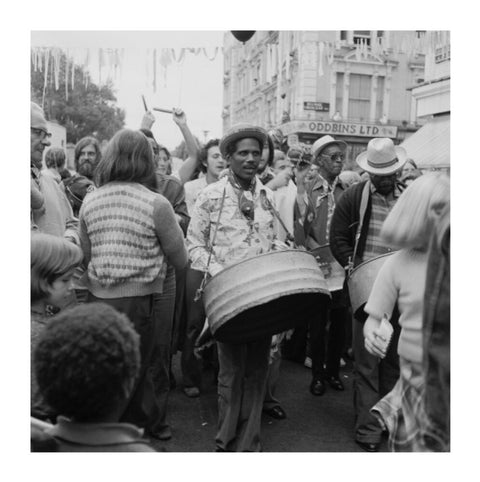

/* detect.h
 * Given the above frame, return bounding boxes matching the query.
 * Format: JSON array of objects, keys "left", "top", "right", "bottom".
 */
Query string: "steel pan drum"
[
  {"left": 310, "top": 245, "right": 345, "bottom": 292},
  {"left": 347, "top": 252, "right": 394, "bottom": 317},
  {"left": 203, "top": 249, "right": 331, "bottom": 344}
]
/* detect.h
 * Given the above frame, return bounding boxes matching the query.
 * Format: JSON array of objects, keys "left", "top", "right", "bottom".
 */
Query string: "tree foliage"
[{"left": 31, "top": 51, "right": 125, "bottom": 143}]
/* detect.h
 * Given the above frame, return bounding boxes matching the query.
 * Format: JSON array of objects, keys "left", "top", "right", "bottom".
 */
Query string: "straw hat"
[
  {"left": 356, "top": 138, "right": 407, "bottom": 176},
  {"left": 219, "top": 124, "right": 267, "bottom": 158},
  {"left": 311, "top": 135, "right": 347, "bottom": 159}
]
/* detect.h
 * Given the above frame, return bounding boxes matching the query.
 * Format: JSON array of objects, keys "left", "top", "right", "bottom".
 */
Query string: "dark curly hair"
[{"left": 34, "top": 303, "right": 140, "bottom": 422}]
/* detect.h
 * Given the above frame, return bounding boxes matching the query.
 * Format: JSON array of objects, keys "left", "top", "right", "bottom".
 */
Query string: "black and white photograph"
[{"left": 4, "top": 0, "right": 471, "bottom": 479}]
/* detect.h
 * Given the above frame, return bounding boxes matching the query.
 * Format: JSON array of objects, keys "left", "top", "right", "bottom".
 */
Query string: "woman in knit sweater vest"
[
  {"left": 362, "top": 173, "right": 449, "bottom": 451},
  {"left": 79, "top": 129, "right": 188, "bottom": 438}
]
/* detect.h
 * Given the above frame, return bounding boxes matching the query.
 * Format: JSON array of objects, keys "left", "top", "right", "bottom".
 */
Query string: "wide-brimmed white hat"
[
  {"left": 356, "top": 138, "right": 407, "bottom": 176},
  {"left": 220, "top": 123, "right": 268, "bottom": 158},
  {"left": 311, "top": 135, "right": 347, "bottom": 159}
]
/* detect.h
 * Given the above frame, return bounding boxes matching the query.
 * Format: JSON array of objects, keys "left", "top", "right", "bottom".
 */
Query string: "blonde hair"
[
  {"left": 381, "top": 172, "right": 450, "bottom": 250},
  {"left": 31, "top": 233, "right": 83, "bottom": 303}
]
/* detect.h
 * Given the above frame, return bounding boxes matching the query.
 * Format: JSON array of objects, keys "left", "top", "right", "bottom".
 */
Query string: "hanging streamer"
[
  {"left": 153, "top": 48, "right": 157, "bottom": 93},
  {"left": 65, "top": 50, "right": 69, "bottom": 101},
  {"left": 202, "top": 46, "right": 219, "bottom": 61},
  {"left": 42, "top": 49, "right": 50, "bottom": 110}
]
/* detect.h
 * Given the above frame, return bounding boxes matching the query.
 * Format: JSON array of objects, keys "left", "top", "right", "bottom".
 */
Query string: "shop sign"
[
  {"left": 281, "top": 120, "right": 398, "bottom": 138},
  {"left": 303, "top": 102, "right": 330, "bottom": 112},
  {"left": 435, "top": 45, "right": 450, "bottom": 63}
]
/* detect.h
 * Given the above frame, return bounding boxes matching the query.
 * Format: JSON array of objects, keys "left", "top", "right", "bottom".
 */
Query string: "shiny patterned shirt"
[{"left": 186, "top": 176, "right": 277, "bottom": 276}]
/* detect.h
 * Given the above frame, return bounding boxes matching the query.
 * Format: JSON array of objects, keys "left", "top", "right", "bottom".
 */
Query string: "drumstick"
[
  {"left": 141, "top": 95, "right": 148, "bottom": 112},
  {"left": 153, "top": 107, "right": 174, "bottom": 114}
]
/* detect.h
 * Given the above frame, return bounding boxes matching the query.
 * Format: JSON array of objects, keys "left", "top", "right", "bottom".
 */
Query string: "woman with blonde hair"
[{"left": 363, "top": 172, "right": 450, "bottom": 451}]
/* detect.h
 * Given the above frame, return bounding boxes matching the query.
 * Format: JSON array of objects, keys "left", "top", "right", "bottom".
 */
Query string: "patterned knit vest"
[{"left": 82, "top": 182, "right": 165, "bottom": 293}]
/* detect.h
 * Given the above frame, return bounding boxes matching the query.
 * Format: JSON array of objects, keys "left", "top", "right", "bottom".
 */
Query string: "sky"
[{"left": 31, "top": 31, "right": 226, "bottom": 151}]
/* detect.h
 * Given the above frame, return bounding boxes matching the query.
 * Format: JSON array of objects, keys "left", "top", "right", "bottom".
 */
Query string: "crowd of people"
[{"left": 30, "top": 100, "right": 450, "bottom": 453}]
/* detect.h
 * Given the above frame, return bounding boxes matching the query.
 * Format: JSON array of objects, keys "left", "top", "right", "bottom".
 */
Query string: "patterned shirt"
[
  {"left": 186, "top": 176, "right": 277, "bottom": 276},
  {"left": 362, "top": 181, "right": 401, "bottom": 261}
]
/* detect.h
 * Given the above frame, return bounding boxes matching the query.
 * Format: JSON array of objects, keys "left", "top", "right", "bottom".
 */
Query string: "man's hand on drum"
[{"left": 363, "top": 316, "right": 388, "bottom": 359}]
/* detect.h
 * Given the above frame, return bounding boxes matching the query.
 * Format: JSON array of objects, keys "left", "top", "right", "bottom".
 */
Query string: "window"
[
  {"left": 340, "top": 31, "right": 348, "bottom": 41},
  {"left": 353, "top": 31, "right": 371, "bottom": 46},
  {"left": 336, "top": 72, "right": 344, "bottom": 115},
  {"left": 348, "top": 74, "right": 371, "bottom": 121},
  {"left": 375, "top": 76, "right": 385, "bottom": 120}
]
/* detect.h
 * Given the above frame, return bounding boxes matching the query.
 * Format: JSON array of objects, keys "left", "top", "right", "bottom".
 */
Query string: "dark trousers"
[
  {"left": 310, "top": 292, "right": 348, "bottom": 380},
  {"left": 87, "top": 293, "right": 158, "bottom": 429},
  {"left": 284, "top": 292, "right": 347, "bottom": 380},
  {"left": 216, "top": 337, "right": 271, "bottom": 452},
  {"left": 148, "top": 267, "right": 176, "bottom": 432},
  {"left": 352, "top": 307, "right": 401, "bottom": 444},
  {"left": 181, "top": 268, "right": 206, "bottom": 389}
]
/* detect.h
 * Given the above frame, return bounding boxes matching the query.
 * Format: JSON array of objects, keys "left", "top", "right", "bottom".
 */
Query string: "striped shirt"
[
  {"left": 362, "top": 182, "right": 401, "bottom": 261},
  {"left": 80, "top": 182, "right": 187, "bottom": 298}
]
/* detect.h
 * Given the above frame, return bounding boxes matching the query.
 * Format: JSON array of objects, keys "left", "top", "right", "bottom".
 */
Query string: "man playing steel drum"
[
  {"left": 186, "top": 124, "right": 277, "bottom": 452},
  {"left": 329, "top": 137, "right": 407, "bottom": 452}
]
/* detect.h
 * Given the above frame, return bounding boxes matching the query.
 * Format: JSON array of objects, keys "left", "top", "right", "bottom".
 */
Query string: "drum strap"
[
  {"left": 194, "top": 186, "right": 227, "bottom": 302},
  {"left": 260, "top": 189, "right": 296, "bottom": 246},
  {"left": 349, "top": 180, "right": 370, "bottom": 275}
]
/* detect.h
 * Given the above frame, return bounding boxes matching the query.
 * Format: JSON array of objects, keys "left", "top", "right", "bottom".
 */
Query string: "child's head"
[
  {"left": 45, "top": 147, "right": 66, "bottom": 171},
  {"left": 381, "top": 172, "right": 450, "bottom": 250},
  {"left": 272, "top": 150, "right": 293, "bottom": 177},
  {"left": 31, "top": 233, "right": 83, "bottom": 308},
  {"left": 34, "top": 303, "right": 140, "bottom": 423}
]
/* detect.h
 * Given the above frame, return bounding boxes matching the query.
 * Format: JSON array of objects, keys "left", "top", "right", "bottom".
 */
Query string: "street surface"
[{"left": 151, "top": 353, "right": 388, "bottom": 452}]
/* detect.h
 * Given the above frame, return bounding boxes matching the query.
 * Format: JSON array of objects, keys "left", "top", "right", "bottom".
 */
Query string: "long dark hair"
[{"left": 95, "top": 129, "right": 157, "bottom": 190}]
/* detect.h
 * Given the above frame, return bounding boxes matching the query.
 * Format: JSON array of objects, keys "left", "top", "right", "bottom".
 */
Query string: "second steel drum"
[
  {"left": 203, "top": 249, "right": 331, "bottom": 344},
  {"left": 347, "top": 252, "right": 394, "bottom": 318}
]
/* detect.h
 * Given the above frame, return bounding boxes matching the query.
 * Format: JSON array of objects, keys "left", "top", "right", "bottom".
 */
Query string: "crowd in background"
[{"left": 30, "top": 100, "right": 450, "bottom": 453}]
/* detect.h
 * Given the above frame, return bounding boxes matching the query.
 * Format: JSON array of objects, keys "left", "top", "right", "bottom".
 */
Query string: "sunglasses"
[
  {"left": 31, "top": 127, "right": 52, "bottom": 140},
  {"left": 320, "top": 152, "right": 345, "bottom": 162}
]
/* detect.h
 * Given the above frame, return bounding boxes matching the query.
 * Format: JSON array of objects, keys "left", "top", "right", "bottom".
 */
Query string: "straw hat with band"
[
  {"left": 356, "top": 138, "right": 407, "bottom": 176},
  {"left": 219, "top": 124, "right": 268, "bottom": 158},
  {"left": 311, "top": 135, "right": 347, "bottom": 160}
]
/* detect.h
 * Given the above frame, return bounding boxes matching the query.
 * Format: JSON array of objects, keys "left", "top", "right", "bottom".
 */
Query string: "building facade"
[
  {"left": 223, "top": 31, "right": 427, "bottom": 168},
  {"left": 402, "top": 31, "right": 450, "bottom": 171}
]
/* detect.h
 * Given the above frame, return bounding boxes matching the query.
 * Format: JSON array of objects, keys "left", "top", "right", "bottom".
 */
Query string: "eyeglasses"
[
  {"left": 31, "top": 128, "right": 52, "bottom": 140},
  {"left": 320, "top": 152, "right": 345, "bottom": 162}
]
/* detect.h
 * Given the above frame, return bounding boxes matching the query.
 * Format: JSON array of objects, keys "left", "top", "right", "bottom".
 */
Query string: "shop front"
[{"left": 281, "top": 119, "right": 399, "bottom": 170}]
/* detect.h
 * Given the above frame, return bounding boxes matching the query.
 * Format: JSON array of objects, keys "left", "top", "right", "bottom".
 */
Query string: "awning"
[{"left": 400, "top": 115, "right": 450, "bottom": 169}]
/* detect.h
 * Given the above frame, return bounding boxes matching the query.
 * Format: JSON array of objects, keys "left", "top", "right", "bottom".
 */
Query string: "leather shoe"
[
  {"left": 146, "top": 426, "right": 172, "bottom": 441},
  {"left": 355, "top": 440, "right": 379, "bottom": 452},
  {"left": 263, "top": 405, "right": 287, "bottom": 420},
  {"left": 327, "top": 376, "right": 345, "bottom": 391},
  {"left": 309, "top": 378, "right": 326, "bottom": 396},
  {"left": 183, "top": 386, "right": 200, "bottom": 398}
]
